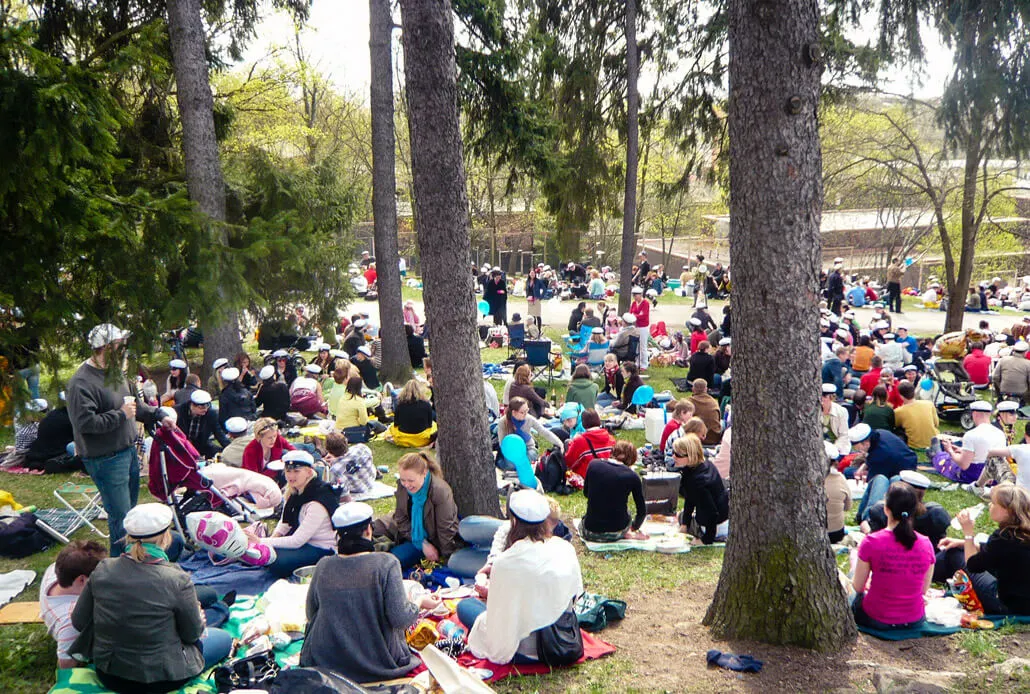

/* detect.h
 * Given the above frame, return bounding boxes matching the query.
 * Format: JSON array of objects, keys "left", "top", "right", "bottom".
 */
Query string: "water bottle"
[{"left": 439, "top": 621, "right": 467, "bottom": 640}]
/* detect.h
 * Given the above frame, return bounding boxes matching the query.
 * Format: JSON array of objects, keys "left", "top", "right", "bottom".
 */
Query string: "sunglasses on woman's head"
[
  {"left": 258, "top": 424, "right": 278, "bottom": 435},
  {"left": 284, "top": 462, "right": 307, "bottom": 471}
]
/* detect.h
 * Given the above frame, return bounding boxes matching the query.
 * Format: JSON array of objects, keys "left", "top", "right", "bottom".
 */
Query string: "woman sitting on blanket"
[
  {"left": 933, "top": 484, "right": 1030, "bottom": 615},
  {"left": 851, "top": 483, "right": 935, "bottom": 630},
  {"left": 671, "top": 434, "right": 727, "bottom": 545},
  {"left": 299, "top": 502, "right": 441, "bottom": 683},
  {"left": 374, "top": 452, "right": 460, "bottom": 571},
  {"left": 387, "top": 379, "right": 437, "bottom": 447},
  {"left": 248, "top": 450, "right": 339, "bottom": 579},
  {"left": 457, "top": 490, "right": 583, "bottom": 665},
  {"left": 242, "top": 417, "right": 295, "bottom": 480},
  {"left": 580, "top": 441, "right": 649, "bottom": 543},
  {"left": 496, "top": 396, "right": 564, "bottom": 466},
  {"left": 70, "top": 504, "right": 233, "bottom": 693}
]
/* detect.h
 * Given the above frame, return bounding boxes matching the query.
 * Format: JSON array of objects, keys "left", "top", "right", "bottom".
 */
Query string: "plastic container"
[{"left": 643, "top": 407, "right": 668, "bottom": 445}]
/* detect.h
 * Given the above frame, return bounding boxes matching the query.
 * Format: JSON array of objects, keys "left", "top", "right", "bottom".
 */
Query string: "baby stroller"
[
  {"left": 927, "top": 359, "right": 977, "bottom": 430},
  {"left": 147, "top": 428, "right": 258, "bottom": 543}
]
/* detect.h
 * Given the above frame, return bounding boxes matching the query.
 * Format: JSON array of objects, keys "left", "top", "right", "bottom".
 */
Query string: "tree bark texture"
[
  {"left": 617, "top": 0, "right": 640, "bottom": 315},
  {"left": 369, "top": 0, "right": 411, "bottom": 385},
  {"left": 398, "top": 0, "right": 500, "bottom": 517},
  {"left": 166, "top": 0, "right": 241, "bottom": 373},
  {"left": 702, "top": 0, "right": 856, "bottom": 649}
]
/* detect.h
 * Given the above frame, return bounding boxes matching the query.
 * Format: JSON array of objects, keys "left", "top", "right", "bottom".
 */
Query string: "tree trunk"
[
  {"left": 369, "top": 0, "right": 411, "bottom": 385},
  {"left": 398, "top": 0, "right": 499, "bottom": 518},
  {"left": 617, "top": 0, "right": 640, "bottom": 315},
  {"left": 702, "top": 0, "right": 855, "bottom": 649},
  {"left": 166, "top": 0, "right": 241, "bottom": 374}
]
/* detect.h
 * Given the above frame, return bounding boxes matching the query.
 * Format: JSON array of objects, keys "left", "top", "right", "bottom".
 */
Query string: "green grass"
[
  {"left": 958, "top": 630, "right": 1007, "bottom": 663},
  {"left": 0, "top": 323, "right": 1019, "bottom": 693}
]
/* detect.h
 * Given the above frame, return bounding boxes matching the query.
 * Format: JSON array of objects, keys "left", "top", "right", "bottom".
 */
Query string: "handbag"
[
  {"left": 213, "top": 649, "right": 280, "bottom": 692},
  {"left": 536, "top": 608, "right": 584, "bottom": 667},
  {"left": 574, "top": 592, "right": 628, "bottom": 632}
]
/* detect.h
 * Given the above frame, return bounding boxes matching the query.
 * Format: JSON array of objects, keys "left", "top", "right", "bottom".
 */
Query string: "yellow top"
[{"left": 893, "top": 400, "right": 939, "bottom": 450}]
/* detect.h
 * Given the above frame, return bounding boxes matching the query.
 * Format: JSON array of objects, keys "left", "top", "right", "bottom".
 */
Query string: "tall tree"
[
  {"left": 398, "top": 0, "right": 499, "bottom": 517},
  {"left": 165, "top": 0, "right": 241, "bottom": 370},
  {"left": 702, "top": 0, "right": 855, "bottom": 648},
  {"left": 617, "top": 0, "right": 640, "bottom": 313},
  {"left": 368, "top": 0, "right": 410, "bottom": 384}
]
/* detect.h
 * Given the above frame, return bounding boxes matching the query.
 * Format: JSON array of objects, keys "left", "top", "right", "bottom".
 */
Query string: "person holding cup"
[{"left": 67, "top": 324, "right": 156, "bottom": 556}]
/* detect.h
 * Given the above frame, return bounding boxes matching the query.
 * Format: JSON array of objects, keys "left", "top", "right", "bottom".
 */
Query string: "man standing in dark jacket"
[
  {"left": 827, "top": 260, "right": 845, "bottom": 316},
  {"left": 66, "top": 323, "right": 156, "bottom": 554},
  {"left": 174, "top": 390, "right": 230, "bottom": 458},
  {"left": 217, "top": 367, "right": 257, "bottom": 424}
]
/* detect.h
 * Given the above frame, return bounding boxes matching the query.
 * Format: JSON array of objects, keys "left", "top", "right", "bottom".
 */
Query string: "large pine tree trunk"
[
  {"left": 398, "top": 0, "right": 499, "bottom": 517},
  {"left": 166, "top": 0, "right": 241, "bottom": 372},
  {"left": 617, "top": 0, "right": 640, "bottom": 315},
  {"left": 369, "top": 0, "right": 411, "bottom": 385},
  {"left": 702, "top": 0, "right": 855, "bottom": 649}
]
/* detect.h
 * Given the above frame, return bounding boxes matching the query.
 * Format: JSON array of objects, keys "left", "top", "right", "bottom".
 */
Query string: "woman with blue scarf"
[
  {"left": 380, "top": 452, "right": 460, "bottom": 570},
  {"left": 495, "top": 397, "right": 564, "bottom": 468}
]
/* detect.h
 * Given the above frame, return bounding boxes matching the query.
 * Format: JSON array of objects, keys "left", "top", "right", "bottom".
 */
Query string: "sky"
[{"left": 241, "top": 2, "right": 954, "bottom": 103}]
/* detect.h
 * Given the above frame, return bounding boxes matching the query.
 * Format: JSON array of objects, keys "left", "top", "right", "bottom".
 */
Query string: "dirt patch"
[{"left": 601, "top": 582, "right": 975, "bottom": 692}]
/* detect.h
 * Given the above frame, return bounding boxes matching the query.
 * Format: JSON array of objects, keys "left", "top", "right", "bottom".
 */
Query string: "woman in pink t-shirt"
[{"left": 852, "top": 483, "right": 935, "bottom": 628}]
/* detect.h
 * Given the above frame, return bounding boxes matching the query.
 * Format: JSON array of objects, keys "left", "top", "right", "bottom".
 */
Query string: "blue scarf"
[
  {"left": 512, "top": 417, "right": 532, "bottom": 443},
  {"left": 409, "top": 471, "right": 432, "bottom": 547}
]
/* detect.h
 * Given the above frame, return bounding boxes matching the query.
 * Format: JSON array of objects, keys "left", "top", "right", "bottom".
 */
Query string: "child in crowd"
[{"left": 39, "top": 540, "right": 108, "bottom": 669}]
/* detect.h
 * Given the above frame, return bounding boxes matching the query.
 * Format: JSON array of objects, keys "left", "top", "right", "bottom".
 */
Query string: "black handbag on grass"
[
  {"left": 213, "top": 649, "right": 280, "bottom": 692},
  {"left": 536, "top": 608, "right": 584, "bottom": 666}
]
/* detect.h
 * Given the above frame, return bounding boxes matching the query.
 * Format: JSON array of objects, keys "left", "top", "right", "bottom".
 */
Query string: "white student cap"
[
  {"left": 190, "top": 390, "right": 212, "bottom": 405},
  {"left": 123, "top": 504, "right": 173, "bottom": 538},
  {"left": 996, "top": 400, "right": 1019, "bottom": 413},
  {"left": 224, "top": 417, "right": 248, "bottom": 434},
  {"left": 259, "top": 365, "right": 275, "bottom": 380},
  {"left": 969, "top": 400, "right": 993, "bottom": 412},
  {"left": 899, "top": 470, "right": 931, "bottom": 489},
  {"left": 821, "top": 384, "right": 837, "bottom": 395},
  {"left": 508, "top": 490, "right": 550, "bottom": 524},
  {"left": 848, "top": 423, "right": 872, "bottom": 443},
  {"left": 332, "top": 502, "right": 374, "bottom": 531},
  {"left": 212, "top": 358, "right": 229, "bottom": 370}
]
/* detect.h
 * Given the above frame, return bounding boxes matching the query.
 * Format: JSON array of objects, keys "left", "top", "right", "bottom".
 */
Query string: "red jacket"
[
  {"left": 962, "top": 349, "right": 991, "bottom": 385},
  {"left": 565, "top": 428, "right": 616, "bottom": 478},
  {"left": 690, "top": 330, "right": 707, "bottom": 354},
  {"left": 859, "top": 368, "right": 882, "bottom": 395},
  {"left": 242, "top": 434, "right": 295, "bottom": 479},
  {"left": 630, "top": 298, "right": 650, "bottom": 328},
  {"left": 659, "top": 418, "right": 681, "bottom": 453}
]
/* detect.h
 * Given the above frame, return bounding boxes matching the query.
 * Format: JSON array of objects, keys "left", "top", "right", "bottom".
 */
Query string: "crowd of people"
[{"left": 16, "top": 249, "right": 1030, "bottom": 690}]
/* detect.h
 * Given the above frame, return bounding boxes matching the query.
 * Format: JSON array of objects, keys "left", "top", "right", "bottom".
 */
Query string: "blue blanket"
[
  {"left": 857, "top": 621, "right": 960, "bottom": 641},
  {"left": 178, "top": 552, "right": 277, "bottom": 596}
]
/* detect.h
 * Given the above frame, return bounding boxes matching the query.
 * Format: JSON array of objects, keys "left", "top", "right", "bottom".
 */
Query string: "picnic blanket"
[
  {"left": 451, "top": 632, "right": 615, "bottom": 683},
  {"left": 576, "top": 517, "right": 725, "bottom": 553},
  {"left": 179, "top": 550, "right": 278, "bottom": 597},
  {"left": 48, "top": 668, "right": 214, "bottom": 694},
  {"left": 858, "top": 621, "right": 961, "bottom": 641},
  {"left": 0, "top": 599, "right": 42, "bottom": 624}
]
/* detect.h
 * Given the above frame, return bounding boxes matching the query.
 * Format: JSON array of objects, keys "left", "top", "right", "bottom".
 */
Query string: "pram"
[
  {"left": 147, "top": 428, "right": 261, "bottom": 544},
  {"left": 927, "top": 359, "right": 977, "bottom": 430}
]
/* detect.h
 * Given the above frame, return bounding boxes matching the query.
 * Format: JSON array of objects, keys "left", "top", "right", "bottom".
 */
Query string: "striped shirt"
[{"left": 39, "top": 565, "right": 79, "bottom": 662}]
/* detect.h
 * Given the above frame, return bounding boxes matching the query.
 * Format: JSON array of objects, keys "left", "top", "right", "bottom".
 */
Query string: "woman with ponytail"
[
  {"left": 851, "top": 483, "right": 935, "bottom": 629},
  {"left": 300, "top": 502, "right": 440, "bottom": 682}
]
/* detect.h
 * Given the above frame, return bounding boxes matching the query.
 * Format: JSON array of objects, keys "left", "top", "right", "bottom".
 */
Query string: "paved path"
[{"left": 348, "top": 294, "right": 1021, "bottom": 338}]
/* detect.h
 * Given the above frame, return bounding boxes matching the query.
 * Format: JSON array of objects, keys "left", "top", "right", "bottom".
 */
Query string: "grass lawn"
[{"left": 0, "top": 330, "right": 1023, "bottom": 693}]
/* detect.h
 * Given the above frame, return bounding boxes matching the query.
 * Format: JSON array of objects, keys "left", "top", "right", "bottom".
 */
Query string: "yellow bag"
[
  {"left": 387, "top": 422, "right": 438, "bottom": 448},
  {"left": 0, "top": 490, "right": 22, "bottom": 513}
]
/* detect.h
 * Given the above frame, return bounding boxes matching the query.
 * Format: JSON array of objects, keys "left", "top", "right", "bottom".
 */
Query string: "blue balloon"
[
  {"left": 500, "top": 435, "right": 538, "bottom": 489},
  {"left": 920, "top": 377, "right": 933, "bottom": 391},
  {"left": 631, "top": 384, "right": 655, "bottom": 407},
  {"left": 477, "top": 300, "right": 490, "bottom": 316}
]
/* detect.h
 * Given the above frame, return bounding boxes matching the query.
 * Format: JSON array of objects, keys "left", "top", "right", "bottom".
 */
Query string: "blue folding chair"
[
  {"left": 508, "top": 322, "right": 526, "bottom": 360},
  {"left": 524, "top": 339, "right": 555, "bottom": 389},
  {"left": 587, "top": 341, "right": 610, "bottom": 370}
]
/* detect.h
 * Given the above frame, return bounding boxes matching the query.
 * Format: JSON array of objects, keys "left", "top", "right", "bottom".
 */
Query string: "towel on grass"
[
  {"left": 352, "top": 480, "right": 397, "bottom": 502},
  {"left": 857, "top": 621, "right": 962, "bottom": 641},
  {"left": 48, "top": 668, "right": 213, "bottom": 694},
  {"left": 0, "top": 569, "right": 35, "bottom": 608}
]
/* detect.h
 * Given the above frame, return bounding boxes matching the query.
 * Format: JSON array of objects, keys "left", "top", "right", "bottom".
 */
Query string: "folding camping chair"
[
  {"left": 508, "top": 322, "right": 526, "bottom": 360},
  {"left": 524, "top": 339, "right": 555, "bottom": 389},
  {"left": 52, "top": 482, "right": 108, "bottom": 539},
  {"left": 34, "top": 507, "right": 105, "bottom": 545}
]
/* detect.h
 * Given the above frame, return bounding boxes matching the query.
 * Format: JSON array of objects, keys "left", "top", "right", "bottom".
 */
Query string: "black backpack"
[
  {"left": 537, "top": 448, "right": 573, "bottom": 494},
  {"left": 0, "top": 513, "right": 51, "bottom": 558}
]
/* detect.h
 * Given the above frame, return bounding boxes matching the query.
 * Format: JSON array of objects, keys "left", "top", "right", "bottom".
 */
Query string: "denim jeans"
[
  {"left": 267, "top": 544, "right": 334, "bottom": 579},
  {"left": 82, "top": 446, "right": 140, "bottom": 556},
  {"left": 856, "top": 474, "right": 899, "bottom": 523},
  {"left": 201, "top": 627, "right": 234, "bottom": 669},
  {"left": 17, "top": 366, "right": 40, "bottom": 400},
  {"left": 390, "top": 541, "right": 425, "bottom": 571},
  {"left": 851, "top": 592, "right": 925, "bottom": 630}
]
